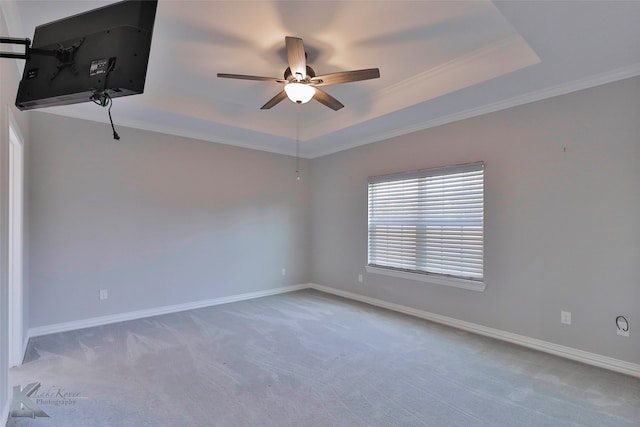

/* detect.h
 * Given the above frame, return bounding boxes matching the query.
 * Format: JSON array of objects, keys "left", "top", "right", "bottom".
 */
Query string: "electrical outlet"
[
  {"left": 99, "top": 289, "right": 108, "bottom": 300},
  {"left": 561, "top": 311, "right": 571, "bottom": 325},
  {"left": 358, "top": 273, "right": 363, "bottom": 283},
  {"left": 281, "top": 268, "right": 286, "bottom": 276}
]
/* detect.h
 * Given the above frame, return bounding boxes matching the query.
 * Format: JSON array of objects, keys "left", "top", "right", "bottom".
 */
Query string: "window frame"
[{"left": 366, "top": 161, "right": 486, "bottom": 292}]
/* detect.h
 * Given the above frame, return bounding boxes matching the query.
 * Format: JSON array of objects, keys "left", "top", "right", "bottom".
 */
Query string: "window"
[{"left": 367, "top": 162, "right": 485, "bottom": 291}]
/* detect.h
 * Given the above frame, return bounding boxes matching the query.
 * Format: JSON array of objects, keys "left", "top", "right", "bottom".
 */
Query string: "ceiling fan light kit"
[
  {"left": 217, "top": 36, "right": 380, "bottom": 111},
  {"left": 284, "top": 82, "right": 315, "bottom": 104}
]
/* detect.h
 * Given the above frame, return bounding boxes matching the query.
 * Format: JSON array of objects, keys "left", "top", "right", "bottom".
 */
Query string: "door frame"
[{"left": 7, "top": 111, "right": 24, "bottom": 367}]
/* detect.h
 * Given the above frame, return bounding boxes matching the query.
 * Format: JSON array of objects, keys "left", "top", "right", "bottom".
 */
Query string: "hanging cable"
[
  {"left": 90, "top": 90, "right": 120, "bottom": 141},
  {"left": 107, "top": 93, "right": 120, "bottom": 141},
  {"left": 89, "top": 58, "right": 120, "bottom": 140}
]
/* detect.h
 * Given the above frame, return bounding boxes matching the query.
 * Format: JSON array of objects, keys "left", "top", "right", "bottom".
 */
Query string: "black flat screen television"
[{"left": 15, "top": 0, "right": 157, "bottom": 110}]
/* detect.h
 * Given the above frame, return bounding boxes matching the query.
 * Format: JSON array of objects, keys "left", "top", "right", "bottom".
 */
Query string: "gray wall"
[
  {"left": 17, "top": 65, "right": 640, "bottom": 370},
  {"left": 28, "top": 112, "right": 310, "bottom": 327},
  {"left": 310, "top": 76, "right": 640, "bottom": 365}
]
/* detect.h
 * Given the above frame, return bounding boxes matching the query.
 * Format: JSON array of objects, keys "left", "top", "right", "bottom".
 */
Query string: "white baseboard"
[
  {"left": 308, "top": 283, "right": 640, "bottom": 378},
  {"left": 22, "top": 335, "right": 28, "bottom": 363},
  {"left": 24, "top": 282, "right": 640, "bottom": 378},
  {"left": 1, "top": 401, "right": 9, "bottom": 427},
  {"left": 10, "top": 335, "right": 29, "bottom": 368},
  {"left": 28, "top": 284, "right": 308, "bottom": 338}
]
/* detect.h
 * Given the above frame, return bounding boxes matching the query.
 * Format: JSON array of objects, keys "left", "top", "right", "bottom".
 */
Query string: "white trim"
[
  {"left": 308, "top": 283, "right": 640, "bottom": 378},
  {"left": 7, "top": 113, "right": 24, "bottom": 367},
  {"left": 24, "top": 282, "right": 640, "bottom": 378},
  {"left": 306, "top": 63, "right": 640, "bottom": 159},
  {"left": 19, "top": 335, "right": 28, "bottom": 365},
  {"left": 28, "top": 63, "right": 640, "bottom": 160},
  {"left": 38, "top": 109, "right": 299, "bottom": 159},
  {"left": 360, "top": 33, "right": 538, "bottom": 122},
  {"left": 28, "top": 284, "right": 308, "bottom": 338},
  {"left": 366, "top": 266, "right": 486, "bottom": 292},
  {"left": 1, "top": 401, "right": 8, "bottom": 427},
  {"left": 7, "top": 111, "right": 24, "bottom": 147}
]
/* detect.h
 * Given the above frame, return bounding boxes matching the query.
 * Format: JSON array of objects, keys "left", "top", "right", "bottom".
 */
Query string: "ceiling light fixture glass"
[{"left": 284, "top": 82, "right": 315, "bottom": 104}]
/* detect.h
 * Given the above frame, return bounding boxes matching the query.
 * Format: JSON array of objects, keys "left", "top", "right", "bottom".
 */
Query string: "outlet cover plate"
[{"left": 561, "top": 311, "right": 571, "bottom": 325}]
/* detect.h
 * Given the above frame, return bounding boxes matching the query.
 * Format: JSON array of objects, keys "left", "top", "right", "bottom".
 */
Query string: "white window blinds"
[{"left": 367, "top": 162, "right": 484, "bottom": 282}]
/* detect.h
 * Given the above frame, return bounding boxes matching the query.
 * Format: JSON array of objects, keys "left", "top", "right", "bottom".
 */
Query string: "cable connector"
[
  {"left": 90, "top": 90, "right": 110, "bottom": 107},
  {"left": 90, "top": 90, "right": 120, "bottom": 140}
]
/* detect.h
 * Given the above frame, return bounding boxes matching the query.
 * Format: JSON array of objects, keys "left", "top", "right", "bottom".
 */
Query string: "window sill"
[{"left": 366, "top": 266, "right": 486, "bottom": 292}]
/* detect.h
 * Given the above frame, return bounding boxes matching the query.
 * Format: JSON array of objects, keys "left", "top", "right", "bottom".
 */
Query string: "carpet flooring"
[{"left": 6, "top": 289, "right": 640, "bottom": 426}]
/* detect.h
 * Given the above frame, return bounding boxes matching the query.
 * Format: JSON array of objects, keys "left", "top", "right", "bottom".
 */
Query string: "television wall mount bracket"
[
  {"left": 1, "top": 37, "right": 57, "bottom": 60},
  {"left": 0, "top": 37, "right": 32, "bottom": 59},
  {"left": 49, "top": 38, "right": 85, "bottom": 81},
  {"left": 1, "top": 37, "right": 85, "bottom": 80}
]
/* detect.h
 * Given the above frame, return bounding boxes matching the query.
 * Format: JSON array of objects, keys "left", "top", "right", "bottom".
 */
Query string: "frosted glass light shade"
[{"left": 284, "top": 82, "right": 315, "bottom": 104}]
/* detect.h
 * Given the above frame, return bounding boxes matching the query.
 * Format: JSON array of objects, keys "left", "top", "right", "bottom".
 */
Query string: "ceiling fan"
[{"left": 217, "top": 36, "right": 380, "bottom": 111}]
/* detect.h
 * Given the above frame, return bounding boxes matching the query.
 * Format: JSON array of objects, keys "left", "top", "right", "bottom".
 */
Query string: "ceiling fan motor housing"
[{"left": 284, "top": 66, "right": 316, "bottom": 82}]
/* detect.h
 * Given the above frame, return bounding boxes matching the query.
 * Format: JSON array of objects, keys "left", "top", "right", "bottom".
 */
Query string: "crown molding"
[
  {"left": 376, "top": 34, "right": 529, "bottom": 102},
  {"left": 37, "top": 108, "right": 299, "bottom": 158},
  {"left": 306, "top": 63, "right": 640, "bottom": 159},
  {"left": 24, "top": 61, "right": 640, "bottom": 160},
  {"left": 303, "top": 32, "right": 540, "bottom": 144}
]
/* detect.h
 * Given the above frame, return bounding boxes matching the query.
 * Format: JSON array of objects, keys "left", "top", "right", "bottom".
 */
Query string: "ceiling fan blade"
[
  {"left": 313, "top": 88, "right": 344, "bottom": 111},
  {"left": 217, "top": 73, "right": 286, "bottom": 83},
  {"left": 285, "top": 36, "right": 307, "bottom": 80},
  {"left": 260, "top": 90, "right": 288, "bottom": 110},
  {"left": 310, "top": 68, "right": 380, "bottom": 87}
]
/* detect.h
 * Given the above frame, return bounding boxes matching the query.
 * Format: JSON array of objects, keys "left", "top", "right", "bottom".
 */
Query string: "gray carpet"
[{"left": 6, "top": 289, "right": 640, "bottom": 426}]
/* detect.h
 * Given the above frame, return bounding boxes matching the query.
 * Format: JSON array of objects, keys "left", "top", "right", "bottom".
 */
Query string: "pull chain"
[{"left": 296, "top": 108, "right": 301, "bottom": 181}]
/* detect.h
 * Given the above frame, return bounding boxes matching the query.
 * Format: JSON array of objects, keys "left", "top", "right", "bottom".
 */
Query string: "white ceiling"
[{"left": 4, "top": 1, "right": 640, "bottom": 158}]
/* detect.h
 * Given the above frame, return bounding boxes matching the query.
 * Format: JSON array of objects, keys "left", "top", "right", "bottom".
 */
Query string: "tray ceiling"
[{"left": 3, "top": 1, "right": 640, "bottom": 158}]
